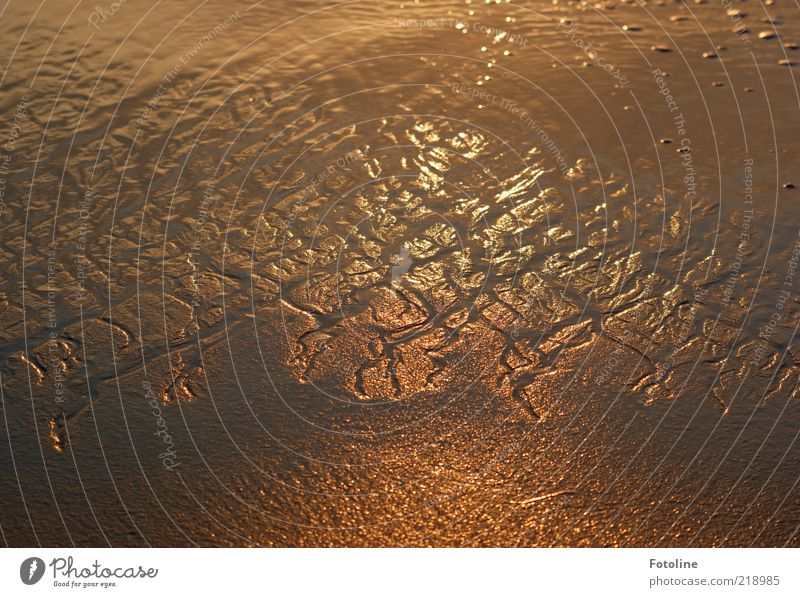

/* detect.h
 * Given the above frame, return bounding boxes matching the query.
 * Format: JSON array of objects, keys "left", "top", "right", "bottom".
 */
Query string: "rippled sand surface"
[{"left": 2, "top": 0, "right": 800, "bottom": 546}]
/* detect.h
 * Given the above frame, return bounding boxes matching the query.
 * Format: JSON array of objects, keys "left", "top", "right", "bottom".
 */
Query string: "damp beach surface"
[{"left": 1, "top": 0, "right": 800, "bottom": 546}]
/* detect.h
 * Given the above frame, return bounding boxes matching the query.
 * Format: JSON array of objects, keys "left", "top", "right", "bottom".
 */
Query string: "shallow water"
[{"left": 1, "top": 0, "right": 800, "bottom": 546}]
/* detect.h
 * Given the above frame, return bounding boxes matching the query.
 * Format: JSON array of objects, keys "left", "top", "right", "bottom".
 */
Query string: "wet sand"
[{"left": 1, "top": 0, "right": 800, "bottom": 546}]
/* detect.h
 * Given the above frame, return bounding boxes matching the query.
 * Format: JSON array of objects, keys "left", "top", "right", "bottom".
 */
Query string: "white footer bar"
[{"left": 1, "top": 548, "right": 796, "bottom": 596}]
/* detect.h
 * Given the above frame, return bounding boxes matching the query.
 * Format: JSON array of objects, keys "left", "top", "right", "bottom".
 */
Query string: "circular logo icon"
[{"left": 20, "top": 557, "right": 45, "bottom": 585}]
